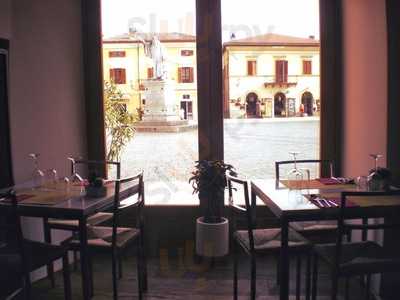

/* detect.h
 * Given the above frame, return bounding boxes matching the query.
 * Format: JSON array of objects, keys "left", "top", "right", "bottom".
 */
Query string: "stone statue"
[{"left": 138, "top": 35, "right": 167, "bottom": 80}]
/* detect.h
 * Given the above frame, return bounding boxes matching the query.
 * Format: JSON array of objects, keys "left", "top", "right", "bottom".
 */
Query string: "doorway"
[
  {"left": 301, "top": 92, "right": 314, "bottom": 116},
  {"left": 274, "top": 92, "right": 286, "bottom": 117},
  {"left": 246, "top": 92, "right": 259, "bottom": 118}
]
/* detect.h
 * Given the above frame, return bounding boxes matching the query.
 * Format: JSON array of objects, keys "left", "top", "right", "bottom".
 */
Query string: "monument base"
[{"left": 134, "top": 120, "right": 197, "bottom": 133}]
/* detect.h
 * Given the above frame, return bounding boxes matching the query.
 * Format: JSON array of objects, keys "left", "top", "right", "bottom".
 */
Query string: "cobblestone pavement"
[{"left": 119, "top": 118, "right": 320, "bottom": 183}]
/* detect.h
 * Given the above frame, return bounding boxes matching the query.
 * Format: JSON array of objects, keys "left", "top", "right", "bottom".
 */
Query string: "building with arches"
[{"left": 223, "top": 33, "right": 320, "bottom": 118}]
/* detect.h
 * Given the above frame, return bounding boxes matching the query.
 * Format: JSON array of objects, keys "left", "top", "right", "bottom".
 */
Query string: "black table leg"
[
  {"left": 280, "top": 217, "right": 289, "bottom": 300},
  {"left": 79, "top": 217, "right": 91, "bottom": 300}
]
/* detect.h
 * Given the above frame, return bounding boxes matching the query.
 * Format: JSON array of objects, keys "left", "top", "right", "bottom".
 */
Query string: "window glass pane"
[
  {"left": 102, "top": 0, "right": 198, "bottom": 204},
  {"left": 222, "top": 0, "right": 320, "bottom": 180}
]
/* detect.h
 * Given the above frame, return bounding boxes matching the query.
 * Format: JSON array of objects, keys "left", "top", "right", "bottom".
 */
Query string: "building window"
[
  {"left": 178, "top": 67, "right": 194, "bottom": 83},
  {"left": 275, "top": 60, "right": 288, "bottom": 83},
  {"left": 247, "top": 60, "right": 257, "bottom": 76},
  {"left": 181, "top": 50, "right": 194, "bottom": 56},
  {"left": 109, "top": 51, "right": 126, "bottom": 58},
  {"left": 109, "top": 68, "right": 126, "bottom": 84},
  {"left": 303, "top": 60, "right": 312, "bottom": 75},
  {"left": 147, "top": 67, "right": 154, "bottom": 79},
  {"left": 183, "top": 94, "right": 191, "bottom": 99}
]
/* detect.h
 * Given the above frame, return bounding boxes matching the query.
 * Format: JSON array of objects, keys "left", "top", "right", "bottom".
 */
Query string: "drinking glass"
[
  {"left": 29, "top": 153, "right": 44, "bottom": 189},
  {"left": 43, "top": 169, "right": 58, "bottom": 189},
  {"left": 287, "top": 151, "right": 303, "bottom": 190}
]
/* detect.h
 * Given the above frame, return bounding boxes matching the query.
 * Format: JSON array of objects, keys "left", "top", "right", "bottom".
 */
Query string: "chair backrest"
[
  {"left": 111, "top": 171, "right": 144, "bottom": 248},
  {"left": 227, "top": 174, "right": 256, "bottom": 252},
  {"left": 334, "top": 190, "right": 400, "bottom": 270},
  {"left": 0, "top": 189, "right": 26, "bottom": 271},
  {"left": 275, "top": 159, "right": 334, "bottom": 182},
  {"left": 73, "top": 159, "right": 121, "bottom": 180}
]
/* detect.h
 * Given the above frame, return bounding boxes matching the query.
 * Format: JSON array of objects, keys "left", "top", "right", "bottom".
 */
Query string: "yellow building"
[
  {"left": 223, "top": 33, "right": 320, "bottom": 118},
  {"left": 102, "top": 33, "right": 197, "bottom": 121}
]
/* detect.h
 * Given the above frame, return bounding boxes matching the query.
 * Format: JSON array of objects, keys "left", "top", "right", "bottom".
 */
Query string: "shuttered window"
[
  {"left": 109, "top": 68, "right": 126, "bottom": 84},
  {"left": 147, "top": 67, "right": 154, "bottom": 79},
  {"left": 275, "top": 60, "right": 288, "bottom": 83},
  {"left": 303, "top": 60, "right": 312, "bottom": 75},
  {"left": 247, "top": 60, "right": 257, "bottom": 76},
  {"left": 178, "top": 67, "right": 194, "bottom": 83}
]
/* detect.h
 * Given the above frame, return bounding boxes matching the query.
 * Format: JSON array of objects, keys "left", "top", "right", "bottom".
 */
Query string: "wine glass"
[
  {"left": 370, "top": 154, "right": 383, "bottom": 171},
  {"left": 367, "top": 154, "right": 383, "bottom": 191},
  {"left": 287, "top": 151, "right": 303, "bottom": 190},
  {"left": 29, "top": 153, "right": 44, "bottom": 189},
  {"left": 43, "top": 169, "right": 58, "bottom": 189}
]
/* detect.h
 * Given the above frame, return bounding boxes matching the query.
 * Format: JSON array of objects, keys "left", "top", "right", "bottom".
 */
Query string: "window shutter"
[
  {"left": 120, "top": 69, "right": 126, "bottom": 84},
  {"left": 276, "top": 61, "right": 282, "bottom": 83},
  {"left": 303, "top": 60, "right": 312, "bottom": 75},
  {"left": 147, "top": 67, "right": 154, "bottom": 79},
  {"left": 247, "top": 61, "right": 256, "bottom": 76},
  {"left": 189, "top": 67, "right": 194, "bottom": 83},
  {"left": 283, "top": 61, "right": 288, "bottom": 83},
  {"left": 178, "top": 67, "right": 182, "bottom": 83}
]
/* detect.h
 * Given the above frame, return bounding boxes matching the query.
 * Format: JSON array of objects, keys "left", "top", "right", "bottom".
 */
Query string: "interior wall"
[
  {"left": 0, "top": 0, "right": 12, "bottom": 39},
  {"left": 342, "top": 0, "right": 388, "bottom": 177},
  {"left": 5, "top": 0, "right": 87, "bottom": 278}
]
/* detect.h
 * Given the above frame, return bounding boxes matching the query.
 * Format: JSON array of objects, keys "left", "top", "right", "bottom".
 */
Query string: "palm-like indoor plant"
[{"left": 190, "top": 160, "right": 236, "bottom": 257}]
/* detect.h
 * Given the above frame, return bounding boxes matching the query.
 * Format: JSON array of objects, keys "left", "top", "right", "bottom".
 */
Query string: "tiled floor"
[{"left": 30, "top": 253, "right": 368, "bottom": 300}]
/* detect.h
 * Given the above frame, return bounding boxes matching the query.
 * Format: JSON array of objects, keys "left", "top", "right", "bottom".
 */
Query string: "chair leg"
[
  {"left": 62, "top": 254, "right": 72, "bottom": 300},
  {"left": 311, "top": 254, "right": 318, "bottom": 300},
  {"left": 331, "top": 272, "right": 339, "bottom": 300},
  {"left": 233, "top": 242, "right": 238, "bottom": 300},
  {"left": 43, "top": 219, "right": 55, "bottom": 288},
  {"left": 23, "top": 274, "right": 31, "bottom": 300},
  {"left": 111, "top": 251, "right": 118, "bottom": 300},
  {"left": 250, "top": 254, "right": 256, "bottom": 300},
  {"left": 73, "top": 250, "right": 79, "bottom": 271},
  {"left": 366, "top": 274, "right": 371, "bottom": 300},
  {"left": 136, "top": 245, "right": 143, "bottom": 300},
  {"left": 305, "top": 254, "right": 311, "bottom": 300},
  {"left": 88, "top": 252, "right": 94, "bottom": 297},
  {"left": 296, "top": 255, "right": 301, "bottom": 300},
  {"left": 276, "top": 255, "right": 281, "bottom": 286},
  {"left": 345, "top": 276, "right": 350, "bottom": 300},
  {"left": 140, "top": 232, "right": 148, "bottom": 292},
  {"left": 118, "top": 255, "right": 123, "bottom": 279}
]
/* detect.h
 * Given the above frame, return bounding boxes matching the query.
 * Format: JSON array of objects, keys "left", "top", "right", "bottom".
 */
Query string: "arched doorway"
[
  {"left": 274, "top": 92, "right": 286, "bottom": 117},
  {"left": 246, "top": 92, "right": 258, "bottom": 118},
  {"left": 301, "top": 92, "right": 314, "bottom": 116}
]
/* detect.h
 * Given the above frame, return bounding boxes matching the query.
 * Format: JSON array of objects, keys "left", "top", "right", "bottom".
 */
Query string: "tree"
[{"left": 104, "top": 81, "right": 137, "bottom": 162}]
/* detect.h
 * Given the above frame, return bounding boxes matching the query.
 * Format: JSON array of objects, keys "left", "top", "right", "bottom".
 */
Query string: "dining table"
[
  {"left": 250, "top": 178, "right": 400, "bottom": 300},
  {"left": 0, "top": 181, "right": 139, "bottom": 300}
]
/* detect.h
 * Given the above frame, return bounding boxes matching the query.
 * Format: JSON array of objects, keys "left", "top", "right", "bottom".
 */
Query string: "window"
[
  {"left": 181, "top": 50, "right": 194, "bottom": 56},
  {"left": 247, "top": 60, "right": 257, "bottom": 76},
  {"left": 147, "top": 67, "right": 154, "bottom": 79},
  {"left": 303, "top": 60, "right": 312, "bottom": 75},
  {"left": 178, "top": 67, "right": 194, "bottom": 83},
  {"left": 109, "top": 68, "right": 126, "bottom": 84},
  {"left": 275, "top": 60, "right": 288, "bottom": 83},
  {"left": 109, "top": 51, "right": 126, "bottom": 58}
]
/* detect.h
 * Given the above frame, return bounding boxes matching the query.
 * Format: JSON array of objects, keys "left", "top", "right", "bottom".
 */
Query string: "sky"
[{"left": 102, "top": 0, "right": 319, "bottom": 42}]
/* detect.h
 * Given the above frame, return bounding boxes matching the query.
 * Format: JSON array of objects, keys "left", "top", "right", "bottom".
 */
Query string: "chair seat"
[
  {"left": 291, "top": 221, "right": 337, "bottom": 232},
  {"left": 314, "top": 241, "right": 400, "bottom": 276},
  {"left": 234, "top": 228, "right": 311, "bottom": 254},
  {"left": 0, "top": 240, "right": 67, "bottom": 272},
  {"left": 69, "top": 226, "right": 140, "bottom": 249},
  {"left": 48, "top": 212, "right": 113, "bottom": 229}
]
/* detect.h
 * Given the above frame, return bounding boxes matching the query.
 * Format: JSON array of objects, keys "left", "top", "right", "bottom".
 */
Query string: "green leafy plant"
[
  {"left": 104, "top": 81, "right": 137, "bottom": 162},
  {"left": 189, "top": 160, "right": 236, "bottom": 223}
]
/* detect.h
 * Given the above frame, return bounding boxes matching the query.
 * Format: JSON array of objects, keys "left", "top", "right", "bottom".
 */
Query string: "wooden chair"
[
  {"left": 0, "top": 189, "right": 71, "bottom": 300},
  {"left": 311, "top": 190, "right": 400, "bottom": 300},
  {"left": 43, "top": 159, "right": 120, "bottom": 284},
  {"left": 64, "top": 171, "right": 147, "bottom": 300},
  {"left": 227, "top": 175, "right": 312, "bottom": 300},
  {"left": 275, "top": 159, "right": 342, "bottom": 241}
]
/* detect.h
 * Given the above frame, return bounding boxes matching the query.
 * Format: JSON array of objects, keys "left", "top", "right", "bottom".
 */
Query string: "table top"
[
  {"left": 0, "top": 181, "right": 139, "bottom": 219},
  {"left": 252, "top": 179, "right": 400, "bottom": 221}
]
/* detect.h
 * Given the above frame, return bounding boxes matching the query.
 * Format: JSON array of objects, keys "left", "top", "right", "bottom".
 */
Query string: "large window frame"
[{"left": 82, "top": 0, "right": 342, "bottom": 180}]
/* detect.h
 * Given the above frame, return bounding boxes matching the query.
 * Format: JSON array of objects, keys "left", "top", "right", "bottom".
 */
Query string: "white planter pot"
[{"left": 196, "top": 217, "right": 229, "bottom": 257}]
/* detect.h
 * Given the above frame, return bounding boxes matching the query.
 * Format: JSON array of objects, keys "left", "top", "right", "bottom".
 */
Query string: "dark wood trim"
[
  {"left": 81, "top": 0, "right": 106, "bottom": 176},
  {"left": 319, "top": 0, "right": 343, "bottom": 177},
  {"left": 0, "top": 38, "right": 14, "bottom": 188},
  {"left": 386, "top": 0, "right": 400, "bottom": 186},
  {"left": 196, "top": 0, "right": 224, "bottom": 161}
]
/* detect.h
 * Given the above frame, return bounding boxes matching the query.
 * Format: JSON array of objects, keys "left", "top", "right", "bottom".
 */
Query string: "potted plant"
[
  {"left": 189, "top": 160, "right": 236, "bottom": 257},
  {"left": 85, "top": 172, "right": 107, "bottom": 198}
]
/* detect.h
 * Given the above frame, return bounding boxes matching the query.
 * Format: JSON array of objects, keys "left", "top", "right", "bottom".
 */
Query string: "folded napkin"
[{"left": 317, "top": 178, "right": 342, "bottom": 185}]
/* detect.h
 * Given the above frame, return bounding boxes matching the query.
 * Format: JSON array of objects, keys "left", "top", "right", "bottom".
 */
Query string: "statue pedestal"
[
  {"left": 142, "top": 80, "right": 181, "bottom": 122},
  {"left": 137, "top": 79, "right": 194, "bottom": 132}
]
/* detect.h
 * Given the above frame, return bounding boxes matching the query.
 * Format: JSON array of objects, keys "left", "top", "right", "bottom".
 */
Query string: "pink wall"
[
  {"left": 0, "top": 0, "right": 12, "bottom": 39},
  {"left": 9, "top": 0, "right": 87, "bottom": 182},
  {"left": 342, "top": 0, "right": 388, "bottom": 177}
]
